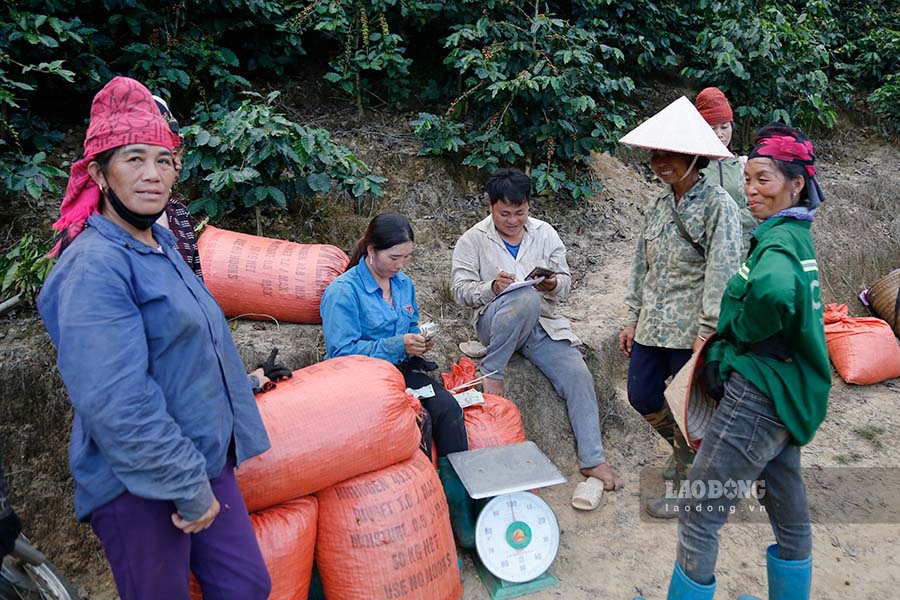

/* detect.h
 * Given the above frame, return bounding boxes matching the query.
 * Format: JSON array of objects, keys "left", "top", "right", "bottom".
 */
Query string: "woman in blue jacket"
[
  {"left": 320, "top": 212, "right": 474, "bottom": 547},
  {"left": 37, "top": 77, "right": 271, "bottom": 600}
]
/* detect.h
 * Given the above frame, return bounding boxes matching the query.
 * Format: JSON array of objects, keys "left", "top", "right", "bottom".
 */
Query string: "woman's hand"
[
  {"left": 404, "top": 333, "right": 429, "bottom": 357},
  {"left": 171, "top": 496, "right": 220, "bottom": 534},
  {"left": 534, "top": 273, "right": 557, "bottom": 292},
  {"left": 618, "top": 326, "right": 636, "bottom": 357}
]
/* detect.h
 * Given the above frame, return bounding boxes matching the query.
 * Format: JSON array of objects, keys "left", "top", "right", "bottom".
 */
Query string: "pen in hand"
[{"left": 493, "top": 265, "right": 516, "bottom": 294}]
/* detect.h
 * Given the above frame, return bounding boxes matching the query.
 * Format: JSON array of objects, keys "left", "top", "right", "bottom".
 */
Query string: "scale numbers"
[{"left": 475, "top": 491, "right": 560, "bottom": 583}]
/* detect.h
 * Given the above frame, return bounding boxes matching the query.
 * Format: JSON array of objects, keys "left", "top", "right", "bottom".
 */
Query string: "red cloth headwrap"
[
  {"left": 694, "top": 87, "right": 733, "bottom": 126},
  {"left": 50, "top": 77, "right": 178, "bottom": 256},
  {"left": 748, "top": 135, "right": 816, "bottom": 177}
]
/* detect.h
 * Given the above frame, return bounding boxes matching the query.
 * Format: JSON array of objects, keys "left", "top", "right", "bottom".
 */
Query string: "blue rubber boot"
[
  {"left": 665, "top": 562, "right": 715, "bottom": 600},
  {"left": 633, "top": 562, "right": 716, "bottom": 600},
  {"left": 437, "top": 457, "right": 476, "bottom": 549},
  {"left": 766, "top": 544, "right": 812, "bottom": 600}
]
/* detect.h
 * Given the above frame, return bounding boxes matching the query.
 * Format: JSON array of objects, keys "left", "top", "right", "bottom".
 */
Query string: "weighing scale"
[{"left": 447, "top": 441, "right": 567, "bottom": 599}]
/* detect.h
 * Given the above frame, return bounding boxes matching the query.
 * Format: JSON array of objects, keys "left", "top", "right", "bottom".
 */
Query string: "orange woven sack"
[
  {"left": 824, "top": 303, "right": 900, "bottom": 385},
  {"left": 197, "top": 226, "right": 348, "bottom": 324},
  {"left": 465, "top": 393, "right": 527, "bottom": 450},
  {"left": 316, "top": 452, "right": 462, "bottom": 600},
  {"left": 190, "top": 497, "right": 318, "bottom": 600},
  {"left": 236, "top": 356, "right": 422, "bottom": 512}
]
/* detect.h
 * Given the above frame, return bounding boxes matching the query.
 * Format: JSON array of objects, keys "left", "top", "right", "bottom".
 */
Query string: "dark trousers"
[
  {"left": 627, "top": 341, "right": 693, "bottom": 415},
  {"left": 401, "top": 369, "right": 468, "bottom": 458},
  {"left": 90, "top": 459, "right": 271, "bottom": 600}
]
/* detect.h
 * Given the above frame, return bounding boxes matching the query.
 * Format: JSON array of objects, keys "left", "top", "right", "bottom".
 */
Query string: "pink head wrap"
[{"left": 51, "top": 77, "right": 178, "bottom": 256}]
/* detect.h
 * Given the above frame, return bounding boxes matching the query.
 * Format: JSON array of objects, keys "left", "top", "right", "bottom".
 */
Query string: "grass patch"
[
  {"left": 834, "top": 452, "right": 864, "bottom": 464},
  {"left": 852, "top": 425, "right": 885, "bottom": 449},
  {"left": 814, "top": 166, "right": 900, "bottom": 308}
]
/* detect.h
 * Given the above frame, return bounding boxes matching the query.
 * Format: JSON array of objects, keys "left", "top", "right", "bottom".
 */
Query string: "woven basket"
[{"left": 867, "top": 269, "right": 900, "bottom": 337}]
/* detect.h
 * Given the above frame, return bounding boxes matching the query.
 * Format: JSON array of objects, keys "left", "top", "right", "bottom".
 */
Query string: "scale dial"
[{"left": 475, "top": 491, "right": 560, "bottom": 583}]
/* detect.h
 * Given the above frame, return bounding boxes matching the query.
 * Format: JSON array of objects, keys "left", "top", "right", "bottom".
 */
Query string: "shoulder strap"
[{"left": 667, "top": 201, "right": 706, "bottom": 259}]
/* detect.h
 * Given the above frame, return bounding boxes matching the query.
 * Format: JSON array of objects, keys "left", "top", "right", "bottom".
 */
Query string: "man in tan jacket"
[{"left": 451, "top": 168, "right": 621, "bottom": 491}]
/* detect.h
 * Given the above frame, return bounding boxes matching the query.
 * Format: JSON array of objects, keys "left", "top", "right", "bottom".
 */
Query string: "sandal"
[{"left": 571, "top": 477, "right": 604, "bottom": 511}]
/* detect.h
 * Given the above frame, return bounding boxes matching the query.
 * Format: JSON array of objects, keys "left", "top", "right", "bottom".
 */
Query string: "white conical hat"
[{"left": 619, "top": 96, "right": 732, "bottom": 158}]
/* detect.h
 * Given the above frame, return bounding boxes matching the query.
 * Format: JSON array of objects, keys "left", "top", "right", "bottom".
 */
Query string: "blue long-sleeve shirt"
[
  {"left": 320, "top": 258, "right": 421, "bottom": 363},
  {"left": 37, "top": 215, "right": 270, "bottom": 521}
]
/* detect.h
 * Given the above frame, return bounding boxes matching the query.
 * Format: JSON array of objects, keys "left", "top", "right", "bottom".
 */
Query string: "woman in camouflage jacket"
[{"left": 618, "top": 97, "right": 743, "bottom": 518}]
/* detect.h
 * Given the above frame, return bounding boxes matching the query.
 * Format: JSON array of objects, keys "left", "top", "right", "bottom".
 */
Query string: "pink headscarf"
[{"left": 51, "top": 77, "right": 178, "bottom": 256}]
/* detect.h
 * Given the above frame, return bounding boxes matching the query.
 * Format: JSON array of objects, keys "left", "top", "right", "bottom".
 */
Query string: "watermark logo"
[
  {"left": 664, "top": 478, "right": 766, "bottom": 501},
  {"left": 639, "top": 467, "right": 900, "bottom": 524}
]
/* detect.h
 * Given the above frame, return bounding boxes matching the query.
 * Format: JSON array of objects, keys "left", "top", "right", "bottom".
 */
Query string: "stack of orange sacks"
[
  {"left": 190, "top": 355, "right": 463, "bottom": 600},
  {"left": 443, "top": 357, "right": 527, "bottom": 449}
]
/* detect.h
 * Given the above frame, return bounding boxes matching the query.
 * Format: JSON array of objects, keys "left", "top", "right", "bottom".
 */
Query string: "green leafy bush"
[
  {"left": 827, "top": 3, "right": 900, "bottom": 104},
  {"left": 282, "top": 0, "right": 441, "bottom": 108},
  {"left": 0, "top": 152, "right": 67, "bottom": 201},
  {"left": 2, "top": 0, "right": 900, "bottom": 211},
  {"left": 0, "top": 234, "right": 55, "bottom": 305},
  {"left": 180, "top": 91, "right": 386, "bottom": 218},
  {"left": 682, "top": 2, "right": 836, "bottom": 135},
  {"left": 869, "top": 75, "right": 900, "bottom": 134},
  {"left": 0, "top": 9, "right": 87, "bottom": 108},
  {"left": 412, "top": 2, "right": 634, "bottom": 198},
  {"left": 0, "top": 8, "right": 90, "bottom": 202},
  {"left": 575, "top": 0, "right": 696, "bottom": 74}
]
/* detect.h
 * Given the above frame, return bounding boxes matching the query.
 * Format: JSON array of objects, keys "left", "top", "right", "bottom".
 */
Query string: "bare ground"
[{"left": 1, "top": 114, "right": 898, "bottom": 599}]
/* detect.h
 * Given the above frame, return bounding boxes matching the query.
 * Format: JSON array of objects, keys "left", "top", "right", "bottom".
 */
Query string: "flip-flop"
[
  {"left": 571, "top": 476, "right": 604, "bottom": 511},
  {"left": 459, "top": 340, "right": 487, "bottom": 358}
]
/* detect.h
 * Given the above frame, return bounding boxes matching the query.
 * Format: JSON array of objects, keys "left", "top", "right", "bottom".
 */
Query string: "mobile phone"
[{"left": 526, "top": 266, "right": 554, "bottom": 280}]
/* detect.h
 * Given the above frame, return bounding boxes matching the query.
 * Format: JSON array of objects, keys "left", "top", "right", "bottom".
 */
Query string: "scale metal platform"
[{"left": 447, "top": 441, "right": 567, "bottom": 599}]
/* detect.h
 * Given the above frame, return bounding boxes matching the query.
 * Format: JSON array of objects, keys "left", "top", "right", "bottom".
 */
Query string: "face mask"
[{"left": 106, "top": 186, "right": 166, "bottom": 231}]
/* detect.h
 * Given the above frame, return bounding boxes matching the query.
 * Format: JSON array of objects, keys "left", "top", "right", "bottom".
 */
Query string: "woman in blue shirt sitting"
[{"left": 320, "top": 212, "right": 474, "bottom": 547}]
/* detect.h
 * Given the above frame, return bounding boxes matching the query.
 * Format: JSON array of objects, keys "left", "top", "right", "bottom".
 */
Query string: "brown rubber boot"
[{"left": 642, "top": 406, "right": 694, "bottom": 519}]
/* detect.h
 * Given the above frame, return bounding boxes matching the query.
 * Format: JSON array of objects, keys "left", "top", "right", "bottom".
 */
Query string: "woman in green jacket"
[{"left": 655, "top": 124, "right": 830, "bottom": 600}]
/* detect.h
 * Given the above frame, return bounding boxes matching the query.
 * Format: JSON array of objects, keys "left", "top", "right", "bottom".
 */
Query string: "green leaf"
[
  {"left": 195, "top": 130, "right": 211, "bottom": 146},
  {"left": 25, "top": 180, "right": 42, "bottom": 200},
  {"left": 2, "top": 264, "right": 19, "bottom": 294},
  {"left": 307, "top": 172, "right": 332, "bottom": 193},
  {"left": 267, "top": 186, "right": 286, "bottom": 207}
]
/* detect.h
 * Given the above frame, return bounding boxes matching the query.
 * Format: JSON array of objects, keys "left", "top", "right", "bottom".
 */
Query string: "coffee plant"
[
  {"left": 682, "top": 1, "right": 836, "bottom": 140},
  {"left": 1, "top": 0, "right": 899, "bottom": 211},
  {"left": 0, "top": 234, "right": 55, "bottom": 306},
  {"left": 180, "top": 91, "right": 386, "bottom": 218},
  {"left": 412, "top": 1, "right": 635, "bottom": 198}
]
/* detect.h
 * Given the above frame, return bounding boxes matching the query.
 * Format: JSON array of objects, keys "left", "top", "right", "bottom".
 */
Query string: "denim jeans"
[
  {"left": 676, "top": 371, "right": 812, "bottom": 585},
  {"left": 476, "top": 286, "right": 606, "bottom": 468}
]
